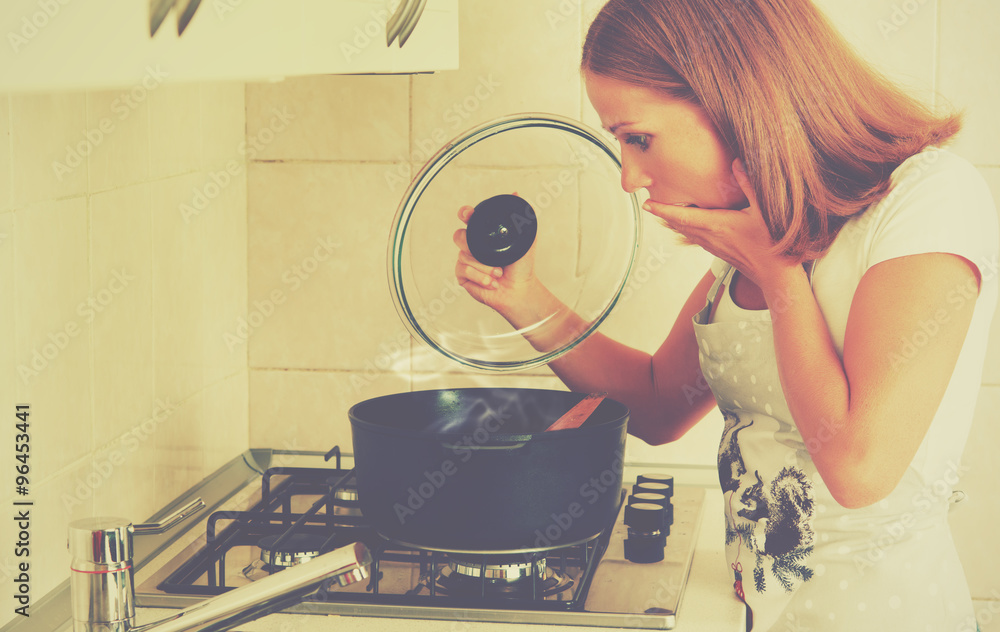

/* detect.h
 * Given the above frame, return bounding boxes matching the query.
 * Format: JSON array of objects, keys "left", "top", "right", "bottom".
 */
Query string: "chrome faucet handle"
[
  {"left": 133, "top": 542, "right": 372, "bottom": 632},
  {"left": 133, "top": 498, "right": 205, "bottom": 534}
]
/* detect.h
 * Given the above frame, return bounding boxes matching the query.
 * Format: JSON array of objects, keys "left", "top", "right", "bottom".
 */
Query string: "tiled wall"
[
  {"left": 244, "top": 0, "right": 1000, "bottom": 619},
  {"left": 0, "top": 82, "right": 248, "bottom": 627}
]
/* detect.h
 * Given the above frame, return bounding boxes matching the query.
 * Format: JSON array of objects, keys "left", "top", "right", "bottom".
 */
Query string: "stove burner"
[
  {"left": 258, "top": 533, "right": 325, "bottom": 568},
  {"left": 334, "top": 488, "right": 358, "bottom": 502},
  {"left": 436, "top": 555, "right": 573, "bottom": 598},
  {"left": 451, "top": 556, "right": 546, "bottom": 582},
  {"left": 333, "top": 487, "right": 362, "bottom": 517}
]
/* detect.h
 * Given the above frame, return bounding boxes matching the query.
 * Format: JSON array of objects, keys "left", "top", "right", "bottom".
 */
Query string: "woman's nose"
[{"left": 620, "top": 156, "right": 652, "bottom": 193}]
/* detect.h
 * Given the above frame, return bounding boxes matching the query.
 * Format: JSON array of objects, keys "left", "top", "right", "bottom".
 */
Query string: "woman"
[{"left": 453, "top": 0, "right": 997, "bottom": 630}]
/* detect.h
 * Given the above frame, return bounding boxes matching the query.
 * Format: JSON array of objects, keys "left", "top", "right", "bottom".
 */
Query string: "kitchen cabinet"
[{"left": 0, "top": 0, "right": 458, "bottom": 93}]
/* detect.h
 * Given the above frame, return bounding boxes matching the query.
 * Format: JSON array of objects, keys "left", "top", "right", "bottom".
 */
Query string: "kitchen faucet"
[{"left": 68, "top": 499, "right": 371, "bottom": 632}]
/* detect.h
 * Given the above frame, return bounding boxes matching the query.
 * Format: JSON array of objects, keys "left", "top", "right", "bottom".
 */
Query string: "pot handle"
[{"left": 440, "top": 441, "right": 527, "bottom": 451}]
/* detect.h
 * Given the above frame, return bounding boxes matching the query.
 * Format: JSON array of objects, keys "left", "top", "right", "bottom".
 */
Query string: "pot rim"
[{"left": 348, "top": 387, "right": 629, "bottom": 442}]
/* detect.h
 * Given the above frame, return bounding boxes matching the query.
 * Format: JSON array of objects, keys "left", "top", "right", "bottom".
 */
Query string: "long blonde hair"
[{"left": 582, "top": 0, "right": 961, "bottom": 258}]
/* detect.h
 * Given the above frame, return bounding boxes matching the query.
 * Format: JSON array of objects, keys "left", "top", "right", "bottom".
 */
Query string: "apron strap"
[
  {"left": 706, "top": 261, "right": 732, "bottom": 300},
  {"left": 696, "top": 261, "right": 734, "bottom": 325}
]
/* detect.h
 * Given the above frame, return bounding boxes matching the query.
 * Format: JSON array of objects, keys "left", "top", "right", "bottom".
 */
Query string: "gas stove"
[{"left": 132, "top": 448, "right": 705, "bottom": 629}]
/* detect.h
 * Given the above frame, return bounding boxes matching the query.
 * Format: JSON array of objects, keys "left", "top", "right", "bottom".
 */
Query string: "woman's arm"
[
  {"left": 761, "top": 252, "right": 978, "bottom": 509},
  {"left": 453, "top": 205, "right": 718, "bottom": 445},
  {"left": 644, "top": 158, "right": 982, "bottom": 509},
  {"left": 543, "top": 269, "right": 720, "bottom": 446}
]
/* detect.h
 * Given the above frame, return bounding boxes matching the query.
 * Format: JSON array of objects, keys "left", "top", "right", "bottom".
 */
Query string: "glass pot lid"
[{"left": 388, "top": 113, "right": 641, "bottom": 372}]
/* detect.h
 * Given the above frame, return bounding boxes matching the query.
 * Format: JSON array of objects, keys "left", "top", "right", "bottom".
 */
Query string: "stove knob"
[
  {"left": 624, "top": 502, "right": 668, "bottom": 564},
  {"left": 637, "top": 473, "right": 674, "bottom": 493},
  {"left": 624, "top": 502, "right": 666, "bottom": 533},
  {"left": 628, "top": 493, "right": 673, "bottom": 526},
  {"left": 632, "top": 480, "right": 673, "bottom": 499},
  {"left": 624, "top": 534, "right": 666, "bottom": 564}
]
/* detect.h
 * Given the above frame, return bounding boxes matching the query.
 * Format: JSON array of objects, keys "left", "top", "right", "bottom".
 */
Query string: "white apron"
[{"left": 691, "top": 263, "right": 978, "bottom": 632}]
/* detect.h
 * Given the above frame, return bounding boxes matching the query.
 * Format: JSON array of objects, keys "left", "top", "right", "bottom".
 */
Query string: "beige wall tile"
[
  {"left": 155, "top": 387, "right": 210, "bottom": 502},
  {"left": 149, "top": 83, "right": 202, "bottom": 179},
  {"left": 979, "top": 167, "right": 1000, "bottom": 385},
  {"left": 250, "top": 368, "right": 410, "bottom": 454},
  {"left": 10, "top": 91, "right": 88, "bottom": 207},
  {"left": 151, "top": 173, "right": 212, "bottom": 402},
  {"left": 196, "top": 168, "right": 248, "bottom": 376},
  {"left": 245, "top": 75, "right": 408, "bottom": 162},
  {"left": 813, "top": 0, "right": 937, "bottom": 95},
  {"left": 0, "top": 213, "right": 12, "bottom": 411},
  {"left": 0, "top": 95, "right": 9, "bottom": 211},
  {"left": 152, "top": 170, "right": 247, "bottom": 401},
  {"left": 15, "top": 198, "right": 92, "bottom": 482},
  {"left": 411, "top": 0, "right": 582, "bottom": 163},
  {"left": 86, "top": 88, "right": 151, "bottom": 192},
  {"left": 150, "top": 173, "right": 218, "bottom": 400},
  {"left": 90, "top": 185, "right": 155, "bottom": 441},
  {"left": 940, "top": 0, "right": 1000, "bottom": 165},
  {"left": 201, "top": 371, "right": 249, "bottom": 474},
  {"left": 92, "top": 396, "right": 179, "bottom": 523},
  {"left": 200, "top": 82, "right": 246, "bottom": 169},
  {"left": 247, "top": 162, "right": 404, "bottom": 371},
  {"left": 91, "top": 431, "right": 161, "bottom": 523},
  {"left": 952, "top": 386, "right": 1000, "bottom": 599}
]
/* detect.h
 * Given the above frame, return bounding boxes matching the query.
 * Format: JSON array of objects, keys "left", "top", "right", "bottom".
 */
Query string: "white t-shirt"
[
  {"left": 712, "top": 148, "right": 998, "bottom": 480},
  {"left": 701, "top": 146, "right": 998, "bottom": 631},
  {"left": 806, "top": 147, "right": 996, "bottom": 486}
]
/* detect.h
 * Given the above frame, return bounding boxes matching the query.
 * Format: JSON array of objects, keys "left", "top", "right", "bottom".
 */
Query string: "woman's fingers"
[
  {"left": 458, "top": 251, "right": 501, "bottom": 286},
  {"left": 458, "top": 205, "right": 474, "bottom": 224},
  {"left": 454, "top": 229, "right": 503, "bottom": 274},
  {"left": 453, "top": 228, "right": 502, "bottom": 288},
  {"left": 452, "top": 226, "right": 469, "bottom": 251},
  {"left": 455, "top": 259, "right": 498, "bottom": 289}
]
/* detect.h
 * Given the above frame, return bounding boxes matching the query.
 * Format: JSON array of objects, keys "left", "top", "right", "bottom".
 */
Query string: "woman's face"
[{"left": 584, "top": 71, "right": 748, "bottom": 211}]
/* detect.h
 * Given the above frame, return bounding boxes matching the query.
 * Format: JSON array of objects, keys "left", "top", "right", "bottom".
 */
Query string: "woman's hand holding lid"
[{"left": 453, "top": 200, "right": 543, "bottom": 321}]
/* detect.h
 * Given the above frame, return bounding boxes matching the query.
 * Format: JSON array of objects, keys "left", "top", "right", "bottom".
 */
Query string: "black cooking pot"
[{"left": 349, "top": 388, "right": 628, "bottom": 553}]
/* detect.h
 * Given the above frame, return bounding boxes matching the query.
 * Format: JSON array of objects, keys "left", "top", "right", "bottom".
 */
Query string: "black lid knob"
[{"left": 466, "top": 194, "right": 537, "bottom": 267}]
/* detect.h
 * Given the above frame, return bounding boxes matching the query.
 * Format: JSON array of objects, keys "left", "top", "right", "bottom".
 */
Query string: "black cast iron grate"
[{"left": 158, "top": 446, "right": 619, "bottom": 611}]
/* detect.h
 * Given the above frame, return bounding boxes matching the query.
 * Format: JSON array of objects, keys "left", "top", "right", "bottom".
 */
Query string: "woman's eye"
[{"left": 625, "top": 134, "right": 650, "bottom": 151}]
